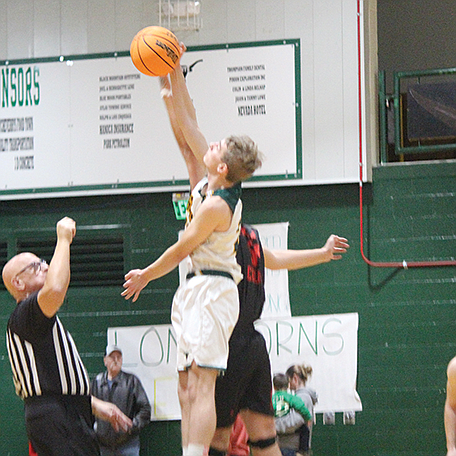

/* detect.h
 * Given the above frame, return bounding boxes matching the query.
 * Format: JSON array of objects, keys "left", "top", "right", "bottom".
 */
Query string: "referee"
[{"left": 2, "top": 216, "right": 132, "bottom": 456}]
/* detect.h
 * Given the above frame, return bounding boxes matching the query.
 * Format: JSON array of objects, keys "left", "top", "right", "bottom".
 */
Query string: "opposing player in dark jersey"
[
  {"left": 209, "top": 225, "right": 348, "bottom": 456},
  {"left": 159, "top": 71, "right": 349, "bottom": 456}
]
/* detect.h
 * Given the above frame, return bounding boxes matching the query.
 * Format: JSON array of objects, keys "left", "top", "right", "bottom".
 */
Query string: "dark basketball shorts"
[{"left": 215, "top": 329, "right": 274, "bottom": 428}]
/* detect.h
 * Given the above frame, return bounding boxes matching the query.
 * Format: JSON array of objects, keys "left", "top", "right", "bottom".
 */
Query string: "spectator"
[
  {"left": 273, "top": 373, "right": 311, "bottom": 456},
  {"left": 277, "top": 365, "right": 317, "bottom": 456},
  {"left": 91, "top": 344, "right": 151, "bottom": 456}
]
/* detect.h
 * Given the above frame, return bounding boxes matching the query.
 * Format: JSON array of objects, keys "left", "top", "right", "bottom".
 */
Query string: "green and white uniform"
[{"left": 172, "top": 177, "right": 243, "bottom": 371}]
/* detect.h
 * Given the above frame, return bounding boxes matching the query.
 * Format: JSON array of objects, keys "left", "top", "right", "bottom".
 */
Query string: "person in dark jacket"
[{"left": 91, "top": 344, "right": 151, "bottom": 456}]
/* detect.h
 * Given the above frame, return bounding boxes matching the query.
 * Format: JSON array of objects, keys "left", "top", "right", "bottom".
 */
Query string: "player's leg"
[
  {"left": 209, "top": 426, "right": 233, "bottom": 455},
  {"left": 208, "top": 353, "right": 240, "bottom": 456},
  {"left": 178, "top": 369, "right": 191, "bottom": 453},
  {"left": 240, "top": 409, "right": 281, "bottom": 456},
  {"left": 186, "top": 362, "right": 219, "bottom": 456},
  {"left": 236, "top": 332, "right": 278, "bottom": 456}
]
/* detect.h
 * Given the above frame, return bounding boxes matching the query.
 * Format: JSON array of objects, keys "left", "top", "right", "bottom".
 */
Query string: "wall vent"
[
  {"left": 0, "top": 242, "right": 8, "bottom": 290},
  {"left": 17, "top": 236, "right": 124, "bottom": 287}
]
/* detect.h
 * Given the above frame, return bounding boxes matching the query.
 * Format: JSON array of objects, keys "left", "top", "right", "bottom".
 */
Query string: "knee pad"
[
  {"left": 248, "top": 436, "right": 277, "bottom": 449},
  {"left": 208, "top": 447, "right": 227, "bottom": 456}
]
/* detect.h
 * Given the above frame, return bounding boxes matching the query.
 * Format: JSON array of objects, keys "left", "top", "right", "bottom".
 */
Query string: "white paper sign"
[
  {"left": 107, "top": 312, "right": 361, "bottom": 420},
  {"left": 253, "top": 222, "right": 291, "bottom": 319}
]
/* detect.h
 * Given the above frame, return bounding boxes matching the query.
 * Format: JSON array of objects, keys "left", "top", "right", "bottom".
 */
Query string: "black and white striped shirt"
[{"left": 6, "top": 292, "right": 90, "bottom": 399}]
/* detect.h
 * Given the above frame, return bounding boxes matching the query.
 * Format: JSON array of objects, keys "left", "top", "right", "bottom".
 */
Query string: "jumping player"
[
  {"left": 122, "top": 49, "right": 263, "bottom": 456},
  {"left": 158, "top": 67, "right": 349, "bottom": 456},
  {"left": 210, "top": 226, "right": 348, "bottom": 456}
]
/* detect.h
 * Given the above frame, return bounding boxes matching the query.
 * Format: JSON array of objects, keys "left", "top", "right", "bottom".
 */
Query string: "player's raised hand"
[
  {"left": 122, "top": 269, "right": 148, "bottom": 302},
  {"left": 323, "top": 235, "right": 349, "bottom": 261}
]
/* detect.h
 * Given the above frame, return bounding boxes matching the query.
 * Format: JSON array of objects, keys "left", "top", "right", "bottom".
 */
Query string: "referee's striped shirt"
[{"left": 6, "top": 291, "right": 90, "bottom": 399}]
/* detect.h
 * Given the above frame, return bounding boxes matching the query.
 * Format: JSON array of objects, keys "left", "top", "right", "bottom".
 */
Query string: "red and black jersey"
[
  {"left": 233, "top": 224, "right": 266, "bottom": 336},
  {"left": 215, "top": 224, "right": 273, "bottom": 427}
]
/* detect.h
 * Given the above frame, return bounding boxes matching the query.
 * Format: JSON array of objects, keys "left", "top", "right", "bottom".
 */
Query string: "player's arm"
[
  {"left": 168, "top": 59, "right": 209, "bottom": 165},
  {"left": 160, "top": 75, "right": 205, "bottom": 189},
  {"left": 445, "top": 358, "right": 456, "bottom": 455},
  {"left": 263, "top": 234, "right": 349, "bottom": 271},
  {"left": 37, "top": 217, "right": 76, "bottom": 318},
  {"left": 122, "top": 197, "right": 231, "bottom": 302}
]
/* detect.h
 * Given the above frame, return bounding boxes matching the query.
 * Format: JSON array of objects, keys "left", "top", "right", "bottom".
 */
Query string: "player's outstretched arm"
[
  {"left": 263, "top": 234, "right": 349, "bottom": 271},
  {"left": 160, "top": 75, "right": 205, "bottom": 190},
  {"left": 122, "top": 196, "right": 229, "bottom": 302},
  {"left": 168, "top": 54, "right": 208, "bottom": 165}
]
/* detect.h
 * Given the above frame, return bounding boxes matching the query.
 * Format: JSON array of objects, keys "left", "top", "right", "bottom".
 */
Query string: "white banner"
[
  {"left": 253, "top": 222, "right": 291, "bottom": 319},
  {"left": 0, "top": 41, "right": 299, "bottom": 198},
  {"left": 107, "top": 312, "right": 361, "bottom": 420},
  {"left": 256, "top": 312, "right": 362, "bottom": 413}
]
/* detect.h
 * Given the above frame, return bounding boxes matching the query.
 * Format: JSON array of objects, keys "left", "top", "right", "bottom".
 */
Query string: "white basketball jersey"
[{"left": 185, "top": 177, "right": 243, "bottom": 284}]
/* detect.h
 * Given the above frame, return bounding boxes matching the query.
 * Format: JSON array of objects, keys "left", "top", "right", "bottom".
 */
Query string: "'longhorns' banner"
[{"left": 107, "top": 312, "right": 361, "bottom": 420}]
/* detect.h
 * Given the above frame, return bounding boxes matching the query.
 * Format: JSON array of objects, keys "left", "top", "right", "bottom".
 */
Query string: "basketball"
[{"left": 130, "top": 26, "right": 181, "bottom": 77}]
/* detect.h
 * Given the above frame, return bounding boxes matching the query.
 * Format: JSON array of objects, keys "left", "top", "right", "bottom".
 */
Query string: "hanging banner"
[
  {"left": 256, "top": 312, "right": 362, "bottom": 413},
  {"left": 0, "top": 40, "right": 300, "bottom": 198},
  {"left": 107, "top": 312, "right": 361, "bottom": 420},
  {"left": 253, "top": 222, "right": 291, "bottom": 319}
]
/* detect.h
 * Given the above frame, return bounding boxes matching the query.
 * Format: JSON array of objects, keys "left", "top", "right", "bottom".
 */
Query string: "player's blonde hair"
[{"left": 222, "top": 135, "right": 263, "bottom": 183}]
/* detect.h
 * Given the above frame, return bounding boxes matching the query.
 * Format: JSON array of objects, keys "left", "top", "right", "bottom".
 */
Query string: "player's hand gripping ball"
[{"left": 130, "top": 26, "right": 181, "bottom": 77}]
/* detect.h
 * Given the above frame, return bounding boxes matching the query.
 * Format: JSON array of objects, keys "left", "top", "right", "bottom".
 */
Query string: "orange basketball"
[{"left": 130, "top": 26, "right": 181, "bottom": 77}]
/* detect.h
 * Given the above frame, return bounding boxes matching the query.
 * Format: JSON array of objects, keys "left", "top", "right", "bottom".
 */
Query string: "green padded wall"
[{"left": 0, "top": 161, "right": 454, "bottom": 455}]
